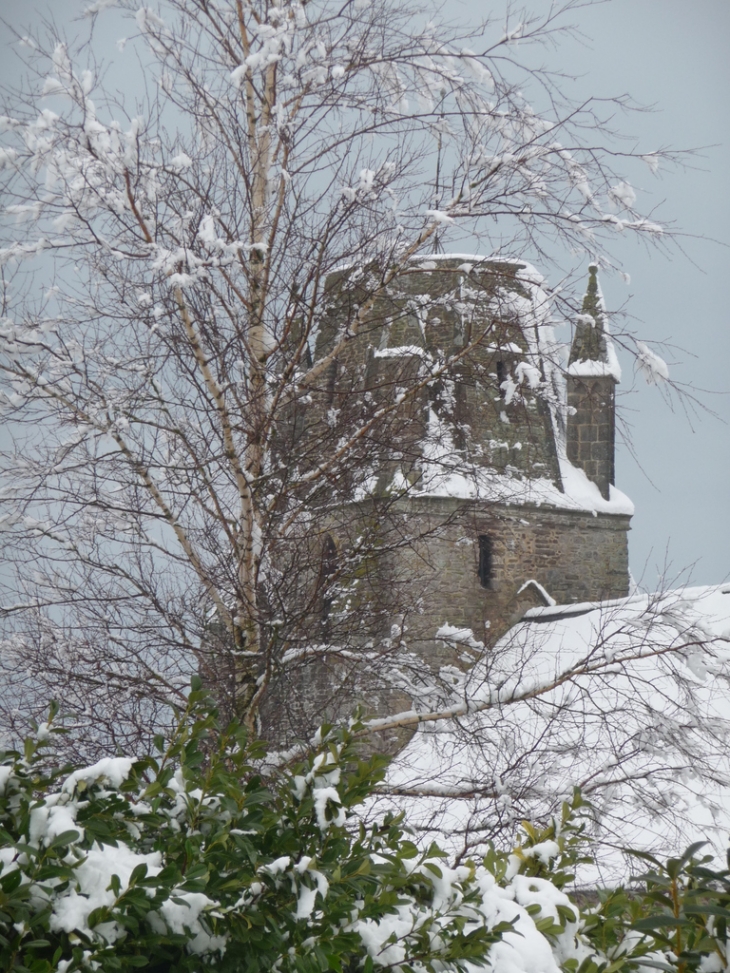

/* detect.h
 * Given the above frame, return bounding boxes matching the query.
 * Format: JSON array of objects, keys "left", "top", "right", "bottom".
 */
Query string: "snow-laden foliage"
[
  {"left": 1, "top": 689, "right": 511, "bottom": 972},
  {"left": 4, "top": 691, "right": 730, "bottom": 973},
  {"left": 7, "top": 690, "right": 730, "bottom": 973},
  {"left": 0, "top": 688, "right": 574, "bottom": 973}
]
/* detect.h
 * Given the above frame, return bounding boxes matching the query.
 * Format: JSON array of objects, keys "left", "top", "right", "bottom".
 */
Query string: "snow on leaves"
[{"left": 0, "top": 696, "right": 646, "bottom": 973}]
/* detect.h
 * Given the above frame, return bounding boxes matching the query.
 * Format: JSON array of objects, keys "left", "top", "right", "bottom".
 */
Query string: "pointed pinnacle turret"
[
  {"left": 569, "top": 263, "right": 608, "bottom": 366},
  {"left": 581, "top": 262, "right": 601, "bottom": 318},
  {"left": 565, "top": 263, "right": 618, "bottom": 500}
]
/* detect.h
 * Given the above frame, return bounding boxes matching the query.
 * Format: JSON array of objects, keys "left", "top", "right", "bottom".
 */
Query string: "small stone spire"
[
  {"left": 565, "top": 265, "right": 618, "bottom": 500},
  {"left": 568, "top": 263, "right": 609, "bottom": 366}
]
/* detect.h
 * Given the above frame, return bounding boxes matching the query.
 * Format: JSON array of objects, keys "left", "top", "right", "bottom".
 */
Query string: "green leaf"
[
  {"left": 632, "top": 914, "right": 693, "bottom": 931},
  {"left": 398, "top": 841, "right": 419, "bottom": 860},
  {"left": 423, "top": 862, "right": 442, "bottom": 878},
  {"left": 46, "top": 830, "right": 81, "bottom": 850},
  {"left": 128, "top": 863, "right": 148, "bottom": 886},
  {"left": 683, "top": 905, "right": 730, "bottom": 918},
  {"left": 677, "top": 841, "right": 710, "bottom": 866}
]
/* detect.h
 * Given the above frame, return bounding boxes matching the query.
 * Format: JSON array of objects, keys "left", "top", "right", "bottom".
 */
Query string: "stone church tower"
[
  {"left": 262, "top": 257, "right": 632, "bottom": 743},
  {"left": 318, "top": 258, "right": 630, "bottom": 640}
]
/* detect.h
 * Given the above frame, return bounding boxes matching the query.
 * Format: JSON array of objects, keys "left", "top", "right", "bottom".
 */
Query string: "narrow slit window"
[
  {"left": 478, "top": 535, "right": 493, "bottom": 589},
  {"left": 496, "top": 360, "right": 506, "bottom": 396}
]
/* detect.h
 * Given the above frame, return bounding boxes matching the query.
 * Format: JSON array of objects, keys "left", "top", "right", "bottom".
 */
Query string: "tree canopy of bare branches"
[{"left": 0, "top": 0, "right": 699, "bottom": 795}]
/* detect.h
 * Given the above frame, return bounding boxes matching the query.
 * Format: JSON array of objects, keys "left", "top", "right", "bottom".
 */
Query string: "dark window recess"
[
  {"left": 478, "top": 535, "right": 493, "bottom": 588},
  {"left": 325, "top": 360, "right": 338, "bottom": 407},
  {"left": 496, "top": 360, "right": 506, "bottom": 396}
]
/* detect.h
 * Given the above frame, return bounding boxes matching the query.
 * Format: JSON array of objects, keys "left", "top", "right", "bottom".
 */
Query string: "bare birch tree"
[{"left": 0, "top": 0, "right": 687, "bottom": 761}]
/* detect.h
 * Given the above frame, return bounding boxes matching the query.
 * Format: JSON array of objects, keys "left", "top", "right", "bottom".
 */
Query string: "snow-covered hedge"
[{"left": 1, "top": 689, "right": 729, "bottom": 973}]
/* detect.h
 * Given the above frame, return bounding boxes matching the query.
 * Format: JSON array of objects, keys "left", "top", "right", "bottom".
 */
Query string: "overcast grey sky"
[
  {"left": 1, "top": 0, "right": 728, "bottom": 590},
  {"left": 480, "top": 0, "right": 730, "bottom": 590}
]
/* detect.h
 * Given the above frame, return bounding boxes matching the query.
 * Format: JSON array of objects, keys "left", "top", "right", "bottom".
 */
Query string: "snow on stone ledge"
[
  {"left": 408, "top": 252, "right": 546, "bottom": 285},
  {"left": 413, "top": 459, "right": 634, "bottom": 517},
  {"left": 566, "top": 354, "right": 621, "bottom": 382},
  {"left": 517, "top": 579, "right": 557, "bottom": 607},
  {"left": 558, "top": 457, "right": 634, "bottom": 516}
]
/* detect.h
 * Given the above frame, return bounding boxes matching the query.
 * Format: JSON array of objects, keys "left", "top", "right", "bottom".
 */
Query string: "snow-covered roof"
[
  {"left": 407, "top": 401, "right": 633, "bottom": 516},
  {"left": 375, "top": 585, "right": 730, "bottom": 880}
]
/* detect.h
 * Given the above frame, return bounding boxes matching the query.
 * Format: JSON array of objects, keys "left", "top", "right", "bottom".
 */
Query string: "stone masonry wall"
[
  {"left": 360, "top": 496, "right": 630, "bottom": 666},
  {"left": 259, "top": 495, "right": 630, "bottom": 746},
  {"left": 566, "top": 376, "right": 616, "bottom": 499},
  {"left": 311, "top": 259, "right": 563, "bottom": 485}
]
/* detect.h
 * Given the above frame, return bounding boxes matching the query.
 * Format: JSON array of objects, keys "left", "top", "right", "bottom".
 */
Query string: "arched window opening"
[{"left": 478, "top": 535, "right": 493, "bottom": 589}]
